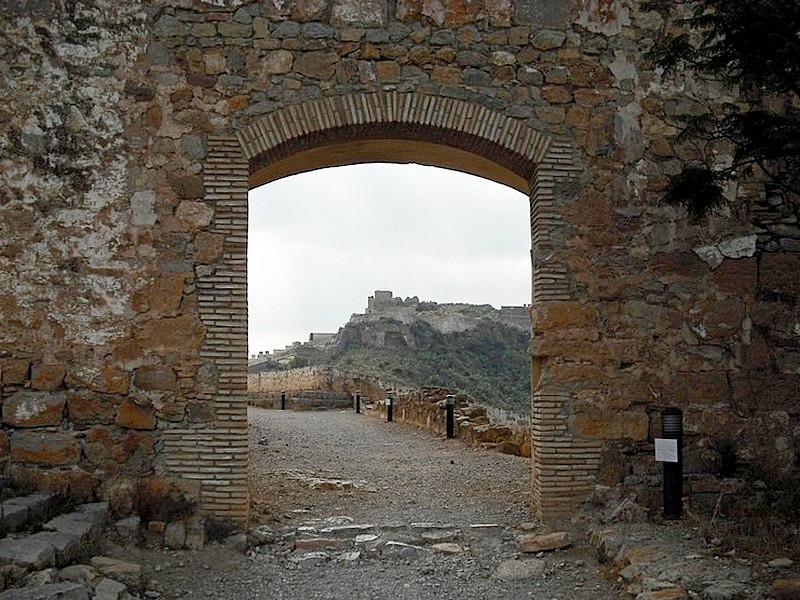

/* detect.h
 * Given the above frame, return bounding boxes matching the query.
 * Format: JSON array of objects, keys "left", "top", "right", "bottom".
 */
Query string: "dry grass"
[{"left": 718, "top": 514, "right": 800, "bottom": 559}]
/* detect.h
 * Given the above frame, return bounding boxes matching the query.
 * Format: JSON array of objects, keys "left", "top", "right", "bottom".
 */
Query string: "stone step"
[
  {"left": 0, "top": 582, "right": 90, "bottom": 600},
  {"left": 42, "top": 503, "right": 109, "bottom": 545},
  {"left": 0, "top": 494, "right": 59, "bottom": 535},
  {"left": 0, "top": 503, "right": 108, "bottom": 571}
]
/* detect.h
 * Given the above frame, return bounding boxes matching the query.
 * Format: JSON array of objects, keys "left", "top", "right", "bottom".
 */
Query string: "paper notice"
[{"left": 654, "top": 438, "right": 679, "bottom": 463}]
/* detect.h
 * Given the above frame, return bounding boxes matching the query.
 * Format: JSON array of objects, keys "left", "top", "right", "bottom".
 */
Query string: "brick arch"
[
  {"left": 237, "top": 91, "right": 553, "bottom": 192},
  {"left": 191, "top": 91, "right": 592, "bottom": 523}
]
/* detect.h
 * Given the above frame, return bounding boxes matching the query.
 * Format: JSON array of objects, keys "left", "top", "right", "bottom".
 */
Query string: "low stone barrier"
[
  {"left": 248, "top": 390, "right": 352, "bottom": 411},
  {"left": 364, "top": 387, "right": 531, "bottom": 458}
]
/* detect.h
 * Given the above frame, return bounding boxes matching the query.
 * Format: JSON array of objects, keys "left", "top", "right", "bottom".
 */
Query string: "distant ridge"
[{"left": 250, "top": 291, "right": 531, "bottom": 414}]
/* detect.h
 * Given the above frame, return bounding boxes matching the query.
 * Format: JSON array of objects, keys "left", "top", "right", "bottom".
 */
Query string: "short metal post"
[
  {"left": 280, "top": 391, "right": 286, "bottom": 411},
  {"left": 355, "top": 390, "right": 361, "bottom": 414},
  {"left": 386, "top": 394, "right": 393, "bottom": 422},
  {"left": 661, "top": 408, "right": 683, "bottom": 520},
  {"left": 445, "top": 395, "right": 455, "bottom": 438}
]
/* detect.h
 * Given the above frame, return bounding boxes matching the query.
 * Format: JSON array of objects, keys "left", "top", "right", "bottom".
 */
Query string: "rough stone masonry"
[{"left": 0, "top": 0, "right": 797, "bottom": 523}]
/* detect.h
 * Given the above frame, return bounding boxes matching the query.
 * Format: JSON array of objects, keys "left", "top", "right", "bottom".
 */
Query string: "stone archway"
[
  {"left": 179, "top": 90, "right": 598, "bottom": 521},
  {"left": 2, "top": 0, "right": 795, "bottom": 534}
]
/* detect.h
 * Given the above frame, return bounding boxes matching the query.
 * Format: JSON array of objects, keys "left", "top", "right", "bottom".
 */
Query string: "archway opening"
[
  {"left": 245, "top": 161, "right": 533, "bottom": 522},
  {"left": 195, "top": 96, "right": 588, "bottom": 523}
]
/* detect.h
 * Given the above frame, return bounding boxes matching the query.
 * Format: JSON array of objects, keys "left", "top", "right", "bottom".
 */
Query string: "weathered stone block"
[
  {"left": 0, "top": 502, "right": 29, "bottom": 533},
  {"left": 134, "top": 315, "right": 205, "bottom": 352},
  {"left": 531, "top": 29, "right": 566, "bottom": 50},
  {"left": 0, "top": 582, "right": 89, "bottom": 600},
  {"left": 132, "top": 274, "right": 185, "bottom": 316},
  {"left": 571, "top": 410, "right": 648, "bottom": 441},
  {"left": 671, "top": 373, "right": 731, "bottom": 405},
  {"left": 43, "top": 512, "right": 102, "bottom": 545},
  {"left": 1, "top": 358, "right": 29, "bottom": 384},
  {"left": 2, "top": 390, "right": 65, "bottom": 427},
  {"left": 59, "top": 565, "right": 98, "bottom": 588},
  {"left": 27, "top": 531, "right": 81, "bottom": 567},
  {"left": 31, "top": 363, "right": 66, "bottom": 391},
  {"left": 218, "top": 22, "right": 251, "bottom": 38},
  {"left": 133, "top": 366, "right": 176, "bottom": 392},
  {"left": 472, "top": 424, "right": 512, "bottom": 444},
  {"left": 440, "top": 0, "right": 483, "bottom": 26},
  {"left": 518, "top": 531, "right": 571, "bottom": 553},
  {"left": 375, "top": 60, "right": 401, "bottom": 82},
  {"left": 332, "top": 0, "right": 387, "bottom": 26},
  {"left": 290, "top": 0, "right": 327, "bottom": 21},
  {"left": 702, "top": 298, "right": 745, "bottom": 338},
  {"left": 168, "top": 174, "right": 204, "bottom": 199},
  {"left": 515, "top": 0, "right": 571, "bottom": 28},
  {"left": 115, "top": 400, "right": 156, "bottom": 430},
  {"left": 431, "top": 66, "right": 461, "bottom": 84},
  {"left": 66, "top": 367, "right": 129, "bottom": 395},
  {"left": 10, "top": 432, "right": 80, "bottom": 465},
  {"left": 577, "top": 0, "right": 630, "bottom": 35},
  {"left": 261, "top": 50, "right": 293, "bottom": 75},
  {"left": 534, "top": 105, "right": 565, "bottom": 124},
  {"left": 493, "top": 557, "right": 546, "bottom": 580},
  {"left": 395, "top": 0, "right": 421, "bottom": 21},
  {"left": 195, "top": 232, "right": 224, "bottom": 264},
  {"left": 180, "top": 134, "right": 206, "bottom": 160},
  {"left": 164, "top": 521, "right": 186, "bottom": 550},
  {"left": 718, "top": 234, "right": 757, "bottom": 259},
  {"left": 130, "top": 191, "right": 157, "bottom": 226},
  {"left": 175, "top": 200, "right": 213, "bottom": 231},
  {"left": 0, "top": 537, "right": 56, "bottom": 569},
  {"left": 66, "top": 391, "right": 120, "bottom": 425},
  {"left": 485, "top": 0, "right": 512, "bottom": 26},
  {"left": 115, "top": 516, "right": 141, "bottom": 542},
  {"left": 89, "top": 556, "right": 142, "bottom": 591},
  {"left": 293, "top": 51, "right": 339, "bottom": 79},
  {"left": 85, "top": 426, "right": 155, "bottom": 468}
]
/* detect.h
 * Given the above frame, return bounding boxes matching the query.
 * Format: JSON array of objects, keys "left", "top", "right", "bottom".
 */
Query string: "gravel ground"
[
  {"left": 121, "top": 408, "right": 622, "bottom": 599},
  {"left": 249, "top": 406, "right": 533, "bottom": 525}
]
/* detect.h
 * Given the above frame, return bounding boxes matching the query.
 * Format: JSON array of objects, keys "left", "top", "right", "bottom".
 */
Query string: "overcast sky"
[{"left": 247, "top": 163, "right": 531, "bottom": 356}]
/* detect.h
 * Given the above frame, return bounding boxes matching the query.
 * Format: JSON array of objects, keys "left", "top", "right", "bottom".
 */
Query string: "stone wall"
[
  {"left": 247, "top": 366, "right": 387, "bottom": 406},
  {"left": 365, "top": 387, "right": 532, "bottom": 457},
  {"left": 1, "top": 0, "right": 797, "bottom": 523}
]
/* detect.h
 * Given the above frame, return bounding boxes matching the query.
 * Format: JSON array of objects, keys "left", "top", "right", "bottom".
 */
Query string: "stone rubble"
[
  {"left": 244, "top": 515, "right": 579, "bottom": 572},
  {"left": 0, "top": 494, "right": 144, "bottom": 600},
  {"left": 587, "top": 519, "right": 800, "bottom": 599}
]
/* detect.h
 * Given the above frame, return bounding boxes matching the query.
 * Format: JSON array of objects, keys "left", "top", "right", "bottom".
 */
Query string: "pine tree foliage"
[{"left": 644, "top": 0, "right": 800, "bottom": 217}]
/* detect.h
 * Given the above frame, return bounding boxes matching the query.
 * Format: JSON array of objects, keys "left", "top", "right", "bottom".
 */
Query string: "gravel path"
[
  {"left": 249, "top": 407, "right": 532, "bottom": 525},
  {"left": 124, "top": 408, "right": 621, "bottom": 599}
]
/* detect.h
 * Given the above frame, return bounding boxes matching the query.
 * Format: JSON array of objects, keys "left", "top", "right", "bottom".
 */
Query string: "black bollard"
[
  {"left": 445, "top": 395, "right": 455, "bottom": 438},
  {"left": 386, "top": 394, "right": 393, "bottom": 422},
  {"left": 355, "top": 390, "right": 361, "bottom": 414},
  {"left": 280, "top": 391, "right": 286, "bottom": 411},
  {"left": 661, "top": 408, "right": 683, "bottom": 520}
]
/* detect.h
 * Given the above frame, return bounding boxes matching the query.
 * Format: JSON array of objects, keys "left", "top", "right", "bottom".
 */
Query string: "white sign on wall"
[{"left": 654, "top": 438, "right": 679, "bottom": 463}]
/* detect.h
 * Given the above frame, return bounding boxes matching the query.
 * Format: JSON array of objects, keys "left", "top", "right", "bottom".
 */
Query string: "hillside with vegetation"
[{"left": 255, "top": 293, "right": 531, "bottom": 415}]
